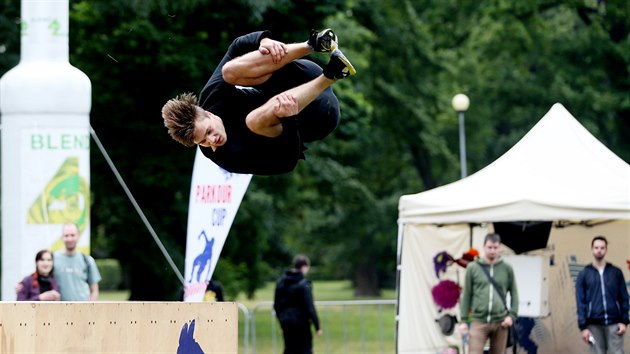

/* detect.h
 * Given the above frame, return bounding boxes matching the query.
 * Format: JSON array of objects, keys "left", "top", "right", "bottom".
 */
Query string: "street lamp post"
[{"left": 452, "top": 94, "right": 470, "bottom": 179}]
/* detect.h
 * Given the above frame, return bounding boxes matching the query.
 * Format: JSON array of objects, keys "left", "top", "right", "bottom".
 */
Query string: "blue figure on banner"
[
  {"left": 189, "top": 230, "right": 215, "bottom": 283},
  {"left": 177, "top": 320, "right": 205, "bottom": 354}
]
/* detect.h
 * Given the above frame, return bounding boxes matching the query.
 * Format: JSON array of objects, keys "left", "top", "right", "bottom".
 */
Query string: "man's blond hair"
[{"left": 162, "top": 92, "right": 199, "bottom": 147}]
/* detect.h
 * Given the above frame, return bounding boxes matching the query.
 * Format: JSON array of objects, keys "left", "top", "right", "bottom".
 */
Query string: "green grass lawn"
[
  {"left": 101, "top": 281, "right": 397, "bottom": 354},
  {"left": 235, "top": 280, "right": 396, "bottom": 354},
  {"left": 99, "top": 290, "right": 130, "bottom": 301},
  {"left": 235, "top": 280, "right": 396, "bottom": 304}
]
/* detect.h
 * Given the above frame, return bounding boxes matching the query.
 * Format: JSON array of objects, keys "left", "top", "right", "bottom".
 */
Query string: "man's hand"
[
  {"left": 581, "top": 329, "right": 592, "bottom": 343},
  {"left": 617, "top": 323, "right": 627, "bottom": 336},
  {"left": 259, "top": 38, "right": 288, "bottom": 64},
  {"left": 316, "top": 329, "right": 323, "bottom": 337},
  {"left": 15, "top": 282, "right": 23, "bottom": 293},
  {"left": 500, "top": 316, "right": 513, "bottom": 328},
  {"left": 459, "top": 323, "right": 469, "bottom": 335},
  {"left": 273, "top": 93, "right": 298, "bottom": 118}
]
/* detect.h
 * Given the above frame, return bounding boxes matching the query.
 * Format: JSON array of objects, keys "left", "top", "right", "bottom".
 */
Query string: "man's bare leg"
[
  {"left": 245, "top": 75, "right": 335, "bottom": 137},
  {"left": 244, "top": 48, "right": 356, "bottom": 138},
  {"left": 222, "top": 42, "right": 312, "bottom": 86}
]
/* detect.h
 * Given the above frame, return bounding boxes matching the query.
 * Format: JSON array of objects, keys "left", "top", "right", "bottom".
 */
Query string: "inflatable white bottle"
[{"left": 0, "top": 0, "right": 91, "bottom": 300}]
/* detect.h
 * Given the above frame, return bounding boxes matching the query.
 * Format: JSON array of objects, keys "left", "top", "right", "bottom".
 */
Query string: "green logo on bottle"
[
  {"left": 49, "top": 19, "right": 61, "bottom": 36},
  {"left": 27, "top": 157, "right": 90, "bottom": 235}
]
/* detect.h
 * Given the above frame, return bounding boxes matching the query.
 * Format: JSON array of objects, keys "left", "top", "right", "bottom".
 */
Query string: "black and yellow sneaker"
[
  {"left": 323, "top": 49, "right": 356, "bottom": 80},
  {"left": 307, "top": 28, "right": 338, "bottom": 53}
]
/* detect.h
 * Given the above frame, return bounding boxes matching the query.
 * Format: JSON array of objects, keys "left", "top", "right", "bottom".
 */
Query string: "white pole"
[
  {"left": 452, "top": 94, "right": 470, "bottom": 179},
  {"left": 0, "top": 0, "right": 91, "bottom": 300},
  {"left": 458, "top": 111, "right": 467, "bottom": 178}
]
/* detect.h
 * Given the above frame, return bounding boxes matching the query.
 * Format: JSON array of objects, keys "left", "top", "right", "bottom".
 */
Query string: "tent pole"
[{"left": 394, "top": 221, "right": 404, "bottom": 354}]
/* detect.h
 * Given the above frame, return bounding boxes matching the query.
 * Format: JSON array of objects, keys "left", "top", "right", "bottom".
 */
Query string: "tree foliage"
[{"left": 1, "top": 0, "right": 628, "bottom": 299}]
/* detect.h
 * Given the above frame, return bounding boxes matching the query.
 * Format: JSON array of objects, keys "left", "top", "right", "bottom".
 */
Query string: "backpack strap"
[
  {"left": 478, "top": 263, "right": 518, "bottom": 354},
  {"left": 478, "top": 264, "right": 509, "bottom": 313},
  {"left": 82, "top": 253, "right": 92, "bottom": 284}
]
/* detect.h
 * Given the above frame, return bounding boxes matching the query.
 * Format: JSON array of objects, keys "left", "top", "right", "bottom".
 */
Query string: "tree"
[
  {"left": 67, "top": 0, "right": 352, "bottom": 299},
  {"left": 342, "top": 0, "right": 630, "bottom": 292},
  {"left": 2, "top": 0, "right": 628, "bottom": 300}
]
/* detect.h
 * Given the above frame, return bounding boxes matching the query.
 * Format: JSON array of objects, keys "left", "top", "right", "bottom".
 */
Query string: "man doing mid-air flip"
[{"left": 162, "top": 29, "right": 356, "bottom": 175}]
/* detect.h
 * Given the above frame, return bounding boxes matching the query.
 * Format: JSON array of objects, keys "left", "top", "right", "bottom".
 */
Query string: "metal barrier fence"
[{"left": 237, "top": 300, "right": 397, "bottom": 354}]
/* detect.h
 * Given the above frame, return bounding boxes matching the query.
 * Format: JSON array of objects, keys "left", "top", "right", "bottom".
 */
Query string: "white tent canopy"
[{"left": 399, "top": 103, "right": 630, "bottom": 224}]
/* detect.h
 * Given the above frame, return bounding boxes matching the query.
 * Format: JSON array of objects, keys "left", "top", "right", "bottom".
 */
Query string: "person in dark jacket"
[
  {"left": 274, "top": 255, "right": 321, "bottom": 354},
  {"left": 162, "top": 29, "right": 356, "bottom": 176},
  {"left": 17, "top": 249, "right": 61, "bottom": 301},
  {"left": 576, "top": 235, "right": 629, "bottom": 354},
  {"left": 204, "top": 279, "right": 224, "bottom": 302}
]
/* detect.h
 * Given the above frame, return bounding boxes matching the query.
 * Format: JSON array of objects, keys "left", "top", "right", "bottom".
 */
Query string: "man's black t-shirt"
[{"left": 197, "top": 31, "right": 302, "bottom": 175}]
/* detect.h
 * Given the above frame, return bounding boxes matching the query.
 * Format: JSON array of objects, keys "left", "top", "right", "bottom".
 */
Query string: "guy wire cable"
[{"left": 90, "top": 125, "right": 185, "bottom": 285}]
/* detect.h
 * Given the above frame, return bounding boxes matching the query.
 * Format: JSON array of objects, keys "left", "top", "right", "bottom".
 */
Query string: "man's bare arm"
[{"left": 89, "top": 283, "right": 99, "bottom": 301}]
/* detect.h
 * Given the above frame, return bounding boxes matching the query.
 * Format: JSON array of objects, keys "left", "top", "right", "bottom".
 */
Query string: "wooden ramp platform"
[{"left": 0, "top": 301, "right": 237, "bottom": 353}]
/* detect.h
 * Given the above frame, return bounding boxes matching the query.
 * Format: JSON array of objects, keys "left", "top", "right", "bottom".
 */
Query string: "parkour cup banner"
[{"left": 183, "top": 147, "right": 252, "bottom": 302}]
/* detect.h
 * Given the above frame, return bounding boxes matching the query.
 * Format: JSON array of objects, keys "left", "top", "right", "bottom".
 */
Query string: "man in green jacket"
[{"left": 459, "top": 233, "right": 519, "bottom": 354}]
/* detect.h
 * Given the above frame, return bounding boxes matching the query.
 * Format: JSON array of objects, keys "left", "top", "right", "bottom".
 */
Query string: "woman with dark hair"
[{"left": 17, "top": 250, "right": 61, "bottom": 301}]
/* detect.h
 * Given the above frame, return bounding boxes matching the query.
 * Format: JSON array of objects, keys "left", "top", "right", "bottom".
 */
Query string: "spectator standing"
[
  {"left": 459, "top": 233, "right": 519, "bottom": 354},
  {"left": 274, "top": 255, "right": 322, "bottom": 354},
  {"left": 204, "top": 279, "right": 224, "bottom": 302},
  {"left": 54, "top": 223, "right": 102, "bottom": 301},
  {"left": 17, "top": 249, "right": 61, "bottom": 301},
  {"left": 576, "top": 235, "right": 629, "bottom": 354}
]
